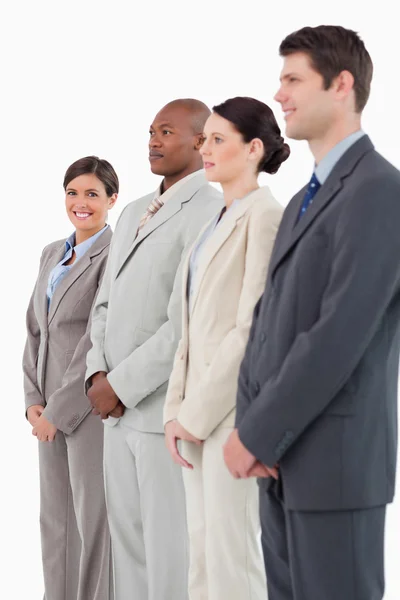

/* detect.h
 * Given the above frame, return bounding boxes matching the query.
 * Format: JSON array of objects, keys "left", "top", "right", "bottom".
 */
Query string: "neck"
[
  {"left": 75, "top": 224, "right": 105, "bottom": 245},
  {"left": 221, "top": 174, "right": 259, "bottom": 208},
  {"left": 309, "top": 116, "right": 362, "bottom": 165},
  {"left": 162, "top": 163, "right": 202, "bottom": 192}
]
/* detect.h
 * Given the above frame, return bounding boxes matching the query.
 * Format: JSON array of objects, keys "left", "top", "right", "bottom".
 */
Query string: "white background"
[{"left": 1, "top": 0, "right": 399, "bottom": 597}]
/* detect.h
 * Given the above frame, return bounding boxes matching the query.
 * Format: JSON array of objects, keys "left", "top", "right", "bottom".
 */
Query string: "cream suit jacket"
[{"left": 164, "top": 186, "right": 283, "bottom": 440}]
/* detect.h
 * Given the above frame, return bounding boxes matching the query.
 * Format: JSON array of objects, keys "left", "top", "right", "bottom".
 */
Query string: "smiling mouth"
[
  {"left": 73, "top": 211, "right": 93, "bottom": 219},
  {"left": 283, "top": 109, "right": 295, "bottom": 119},
  {"left": 203, "top": 162, "right": 215, "bottom": 169},
  {"left": 149, "top": 152, "right": 164, "bottom": 160}
]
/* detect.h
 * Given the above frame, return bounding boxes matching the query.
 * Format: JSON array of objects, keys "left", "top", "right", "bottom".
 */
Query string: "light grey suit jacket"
[
  {"left": 85, "top": 171, "right": 223, "bottom": 433},
  {"left": 23, "top": 227, "right": 112, "bottom": 435}
]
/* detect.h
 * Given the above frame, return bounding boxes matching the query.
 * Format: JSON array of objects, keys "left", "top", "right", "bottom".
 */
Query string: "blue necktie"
[{"left": 297, "top": 172, "right": 321, "bottom": 221}]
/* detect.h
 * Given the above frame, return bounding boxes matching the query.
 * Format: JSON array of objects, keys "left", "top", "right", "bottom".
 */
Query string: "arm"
[
  {"left": 85, "top": 220, "right": 121, "bottom": 389},
  {"left": 163, "top": 337, "right": 186, "bottom": 424},
  {"left": 235, "top": 296, "right": 262, "bottom": 426},
  {"left": 23, "top": 285, "right": 44, "bottom": 411},
  {"left": 238, "top": 177, "right": 400, "bottom": 466},
  {"left": 23, "top": 253, "right": 46, "bottom": 413},
  {"left": 176, "top": 202, "right": 283, "bottom": 440}
]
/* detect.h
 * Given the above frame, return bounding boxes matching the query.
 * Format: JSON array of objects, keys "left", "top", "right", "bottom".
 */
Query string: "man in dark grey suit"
[{"left": 224, "top": 25, "right": 400, "bottom": 600}]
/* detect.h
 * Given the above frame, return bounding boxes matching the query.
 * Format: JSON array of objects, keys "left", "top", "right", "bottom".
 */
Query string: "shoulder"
[
  {"left": 185, "top": 183, "right": 223, "bottom": 223},
  {"left": 248, "top": 187, "right": 284, "bottom": 228},
  {"left": 350, "top": 152, "right": 400, "bottom": 212},
  {"left": 190, "top": 182, "right": 223, "bottom": 207},
  {"left": 119, "top": 193, "right": 153, "bottom": 220},
  {"left": 41, "top": 239, "right": 65, "bottom": 260}
]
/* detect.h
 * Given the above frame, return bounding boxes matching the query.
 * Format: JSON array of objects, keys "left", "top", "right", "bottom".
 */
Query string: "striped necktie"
[{"left": 136, "top": 196, "right": 164, "bottom": 235}]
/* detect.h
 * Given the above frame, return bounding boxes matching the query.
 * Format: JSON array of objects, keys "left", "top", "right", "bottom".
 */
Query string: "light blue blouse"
[{"left": 47, "top": 225, "right": 109, "bottom": 307}]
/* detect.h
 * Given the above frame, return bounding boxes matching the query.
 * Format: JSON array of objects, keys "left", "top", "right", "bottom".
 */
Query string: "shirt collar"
[
  {"left": 65, "top": 224, "right": 108, "bottom": 260},
  {"left": 154, "top": 169, "right": 204, "bottom": 204},
  {"left": 315, "top": 130, "right": 366, "bottom": 185}
]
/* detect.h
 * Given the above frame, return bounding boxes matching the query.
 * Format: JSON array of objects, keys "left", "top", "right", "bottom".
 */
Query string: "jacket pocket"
[{"left": 325, "top": 382, "right": 356, "bottom": 416}]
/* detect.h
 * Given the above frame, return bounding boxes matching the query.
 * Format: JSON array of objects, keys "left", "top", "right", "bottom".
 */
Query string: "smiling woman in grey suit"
[
  {"left": 23, "top": 156, "right": 118, "bottom": 600},
  {"left": 164, "top": 97, "right": 289, "bottom": 600}
]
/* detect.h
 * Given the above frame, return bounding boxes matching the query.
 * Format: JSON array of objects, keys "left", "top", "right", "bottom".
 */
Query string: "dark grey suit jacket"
[
  {"left": 23, "top": 227, "right": 112, "bottom": 435},
  {"left": 236, "top": 136, "right": 400, "bottom": 511}
]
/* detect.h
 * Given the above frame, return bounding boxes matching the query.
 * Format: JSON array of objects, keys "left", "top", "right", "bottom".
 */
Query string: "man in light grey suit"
[
  {"left": 86, "top": 99, "right": 222, "bottom": 599},
  {"left": 224, "top": 26, "right": 400, "bottom": 600}
]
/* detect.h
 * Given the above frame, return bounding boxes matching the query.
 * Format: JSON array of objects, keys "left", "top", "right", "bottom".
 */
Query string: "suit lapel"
[
  {"left": 189, "top": 188, "right": 265, "bottom": 315},
  {"left": 47, "top": 227, "right": 112, "bottom": 325},
  {"left": 37, "top": 242, "right": 66, "bottom": 332},
  {"left": 270, "top": 135, "right": 374, "bottom": 279},
  {"left": 115, "top": 171, "right": 208, "bottom": 279}
]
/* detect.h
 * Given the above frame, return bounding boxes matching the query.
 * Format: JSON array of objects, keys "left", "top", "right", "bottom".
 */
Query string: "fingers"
[
  {"left": 92, "top": 408, "right": 101, "bottom": 416},
  {"left": 168, "top": 436, "right": 193, "bottom": 469},
  {"left": 267, "top": 466, "right": 279, "bottom": 480},
  {"left": 248, "top": 464, "right": 271, "bottom": 478}
]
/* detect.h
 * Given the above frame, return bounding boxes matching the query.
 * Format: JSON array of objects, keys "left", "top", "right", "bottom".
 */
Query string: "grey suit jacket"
[
  {"left": 236, "top": 136, "right": 400, "bottom": 511},
  {"left": 23, "top": 227, "right": 112, "bottom": 434},
  {"left": 85, "top": 171, "right": 223, "bottom": 433}
]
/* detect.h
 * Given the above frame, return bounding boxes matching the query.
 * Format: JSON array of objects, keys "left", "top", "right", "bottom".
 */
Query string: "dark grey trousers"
[{"left": 260, "top": 480, "right": 386, "bottom": 600}]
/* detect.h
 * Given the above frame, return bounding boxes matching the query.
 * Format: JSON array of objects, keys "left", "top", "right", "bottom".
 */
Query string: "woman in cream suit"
[
  {"left": 23, "top": 156, "right": 118, "bottom": 600},
  {"left": 164, "top": 97, "right": 290, "bottom": 600}
]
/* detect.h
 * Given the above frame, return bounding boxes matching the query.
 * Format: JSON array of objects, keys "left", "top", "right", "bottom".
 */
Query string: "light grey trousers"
[
  {"left": 103, "top": 421, "right": 189, "bottom": 600},
  {"left": 39, "top": 412, "right": 112, "bottom": 600}
]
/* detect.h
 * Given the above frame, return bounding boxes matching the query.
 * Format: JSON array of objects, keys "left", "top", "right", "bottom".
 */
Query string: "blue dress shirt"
[
  {"left": 315, "top": 130, "right": 366, "bottom": 184},
  {"left": 47, "top": 225, "right": 109, "bottom": 307}
]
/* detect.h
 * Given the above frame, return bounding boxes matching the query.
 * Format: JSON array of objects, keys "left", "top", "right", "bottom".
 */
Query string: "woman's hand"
[
  {"left": 27, "top": 404, "right": 44, "bottom": 427},
  {"left": 174, "top": 421, "right": 203, "bottom": 445},
  {"left": 165, "top": 420, "right": 197, "bottom": 469},
  {"left": 32, "top": 414, "right": 57, "bottom": 442}
]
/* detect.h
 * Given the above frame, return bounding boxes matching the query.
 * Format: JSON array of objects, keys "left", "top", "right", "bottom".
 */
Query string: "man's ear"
[{"left": 194, "top": 133, "right": 205, "bottom": 150}]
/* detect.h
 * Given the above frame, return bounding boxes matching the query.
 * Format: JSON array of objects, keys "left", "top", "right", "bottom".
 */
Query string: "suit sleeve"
[
  {"left": 176, "top": 202, "right": 283, "bottom": 440},
  {"left": 235, "top": 296, "right": 262, "bottom": 426},
  {"left": 163, "top": 338, "right": 186, "bottom": 425},
  {"left": 238, "top": 177, "right": 400, "bottom": 466},
  {"left": 85, "top": 216, "right": 124, "bottom": 389},
  {"left": 23, "top": 257, "right": 45, "bottom": 413},
  {"left": 107, "top": 201, "right": 220, "bottom": 409},
  {"left": 42, "top": 257, "right": 108, "bottom": 434}
]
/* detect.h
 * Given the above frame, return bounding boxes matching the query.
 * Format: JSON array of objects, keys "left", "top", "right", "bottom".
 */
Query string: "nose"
[
  {"left": 149, "top": 132, "right": 162, "bottom": 148},
  {"left": 274, "top": 85, "right": 286, "bottom": 104},
  {"left": 200, "top": 139, "right": 210, "bottom": 157}
]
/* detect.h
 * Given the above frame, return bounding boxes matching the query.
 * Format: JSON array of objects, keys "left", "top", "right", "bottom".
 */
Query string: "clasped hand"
[
  {"left": 87, "top": 372, "right": 123, "bottom": 419},
  {"left": 28, "top": 405, "right": 57, "bottom": 442},
  {"left": 223, "top": 429, "right": 279, "bottom": 480},
  {"left": 165, "top": 420, "right": 203, "bottom": 469}
]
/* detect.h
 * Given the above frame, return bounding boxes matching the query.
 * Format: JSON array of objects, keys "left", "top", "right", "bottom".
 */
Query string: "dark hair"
[
  {"left": 63, "top": 156, "right": 119, "bottom": 196},
  {"left": 213, "top": 97, "right": 290, "bottom": 174},
  {"left": 279, "top": 25, "right": 373, "bottom": 113}
]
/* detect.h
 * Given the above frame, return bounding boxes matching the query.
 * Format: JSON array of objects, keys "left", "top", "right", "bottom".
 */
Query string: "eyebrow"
[
  {"left": 207, "top": 131, "right": 225, "bottom": 136},
  {"left": 149, "top": 122, "right": 176, "bottom": 129},
  {"left": 66, "top": 187, "right": 101, "bottom": 193},
  {"left": 280, "top": 72, "right": 300, "bottom": 81}
]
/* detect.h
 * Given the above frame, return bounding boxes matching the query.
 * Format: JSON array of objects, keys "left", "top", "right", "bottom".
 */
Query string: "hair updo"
[{"left": 212, "top": 96, "right": 290, "bottom": 174}]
